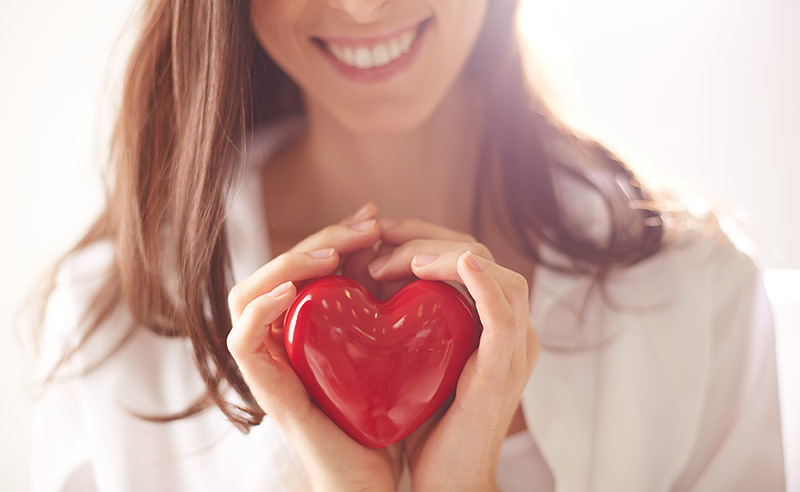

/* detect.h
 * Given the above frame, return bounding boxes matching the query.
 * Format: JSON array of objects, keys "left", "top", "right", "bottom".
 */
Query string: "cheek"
[
  {"left": 249, "top": 2, "right": 310, "bottom": 78},
  {"left": 441, "top": 0, "right": 488, "bottom": 62}
]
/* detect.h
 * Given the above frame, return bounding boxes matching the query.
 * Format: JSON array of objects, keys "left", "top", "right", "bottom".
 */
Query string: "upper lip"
[{"left": 313, "top": 17, "right": 431, "bottom": 47}]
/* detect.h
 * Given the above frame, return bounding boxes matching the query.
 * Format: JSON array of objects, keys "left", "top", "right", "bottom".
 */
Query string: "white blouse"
[{"left": 32, "top": 115, "right": 785, "bottom": 491}]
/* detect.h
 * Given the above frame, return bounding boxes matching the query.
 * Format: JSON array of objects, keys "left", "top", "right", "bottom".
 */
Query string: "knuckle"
[
  {"left": 319, "top": 224, "right": 342, "bottom": 239},
  {"left": 272, "top": 251, "right": 293, "bottom": 268},
  {"left": 270, "top": 251, "right": 301, "bottom": 274},
  {"left": 402, "top": 218, "right": 423, "bottom": 230},
  {"left": 499, "top": 310, "right": 518, "bottom": 331},
  {"left": 388, "top": 239, "right": 421, "bottom": 262},
  {"left": 485, "top": 305, "right": 517, "bottom": 334},
  {"left": 226, "top": 325, "right": 243, "bottom": 357},
  {"left": 398, "top": 239, "right": 423, "bottom": 256},
  {"left": 470, "top": 242, "right": 493, "bottom": 260},
  {"left": 507, "top": 270, "right": 529, "bottom": 294},
  {"left": 227, "top": 284, "right": 245, "bottom": 316}
]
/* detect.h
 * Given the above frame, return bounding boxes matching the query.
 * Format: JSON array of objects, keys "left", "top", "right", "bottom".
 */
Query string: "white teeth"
[
  {"left": 400, "top": 31, "right": 414, "bottom": 53},
  {"left": 324, "top": 24, "right": 421, "bottom": 69},
  {"left": 371, "top": 43, "right": 390, "bottom": 67},
  {"left": 354, "top": 47, "right": 373, "bottom": 69},
  {"left": 342, "top": 47, "right": 355, "bottom": 66},
  {"left": 389, "top": 39, "right": 402, "bottom": 59}
]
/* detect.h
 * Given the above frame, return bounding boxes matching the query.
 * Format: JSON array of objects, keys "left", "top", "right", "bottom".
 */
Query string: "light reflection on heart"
[{"left": 283, "top": 275, "right": 480, "bottom": 448}]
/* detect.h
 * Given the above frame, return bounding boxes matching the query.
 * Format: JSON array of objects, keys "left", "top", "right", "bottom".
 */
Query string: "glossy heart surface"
[{"left": 284, "top": 275, "right": 480, "bottom": 448}]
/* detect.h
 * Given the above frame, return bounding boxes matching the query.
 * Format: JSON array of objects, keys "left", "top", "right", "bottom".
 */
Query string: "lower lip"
[{"left": 314, "top": 19, "right": 433, "bottom": 84}]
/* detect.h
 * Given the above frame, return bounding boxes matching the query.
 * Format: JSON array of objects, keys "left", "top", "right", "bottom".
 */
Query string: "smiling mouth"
[{"left": 312, "top": 18, "right": 432, "bottom": 70}]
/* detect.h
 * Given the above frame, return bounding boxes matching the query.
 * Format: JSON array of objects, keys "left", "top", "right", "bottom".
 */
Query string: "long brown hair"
[{"left": 39, "top": 0, "right": 663, "bottom": 431}]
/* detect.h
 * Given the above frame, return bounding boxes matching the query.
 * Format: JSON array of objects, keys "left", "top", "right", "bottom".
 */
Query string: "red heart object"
[{"left": 284, "top": 275, "right": 480, "bottom": 448}]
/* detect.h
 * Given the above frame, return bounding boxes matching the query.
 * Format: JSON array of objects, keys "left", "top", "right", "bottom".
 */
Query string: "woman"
[{"left": 32, "top": 0, "right": 785, "bottom": 490}]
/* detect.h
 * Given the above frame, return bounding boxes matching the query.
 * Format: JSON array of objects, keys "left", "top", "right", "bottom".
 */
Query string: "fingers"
[
  {"left": 339, "top": 247, "right": 384, "bottom": 296},
  {"left": 226, "top": 202, "right": 416, "bottom": 480},
  {"left": 454, "top": 252, "right": 529, "bottom": 354},
  {"left": 409, "top": 251, "right": 534, "bottom": 387},
  {"left": 291, "top": 202, "right": 379, "bottom": 253},
  {"left": 340, "top": 202, "right": 378, "bottom": 226},
  {"left": 226, "top": 281, "right": 313, "bottom": 421},
  {"left": 289, "top": 217, "right": 380, "bottom": 256},
  {"left": 407, "top": 250, "right": 525, "bottom": 325},
  {"left": 378, "top": 217, "right": 475, "bottom": 245},
  {"left": 368, "top": 238, "right": 493, "bottom": 280},
  {"left": 227, "top": 280, "right": 297, "bottom": 359},
  {"left": 228, "top": 248, "right": 340, "bottom": 323},
  {"left": 367, "top": 216, "right": 532, "bottom": 379},
  {"left": 229, "top": 203, "right": 381, "bottom": 323}
]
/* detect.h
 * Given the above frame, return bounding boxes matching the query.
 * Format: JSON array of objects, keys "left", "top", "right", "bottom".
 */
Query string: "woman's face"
[{"left": 250, "top": 0, "right": 488, "bottom": 135}]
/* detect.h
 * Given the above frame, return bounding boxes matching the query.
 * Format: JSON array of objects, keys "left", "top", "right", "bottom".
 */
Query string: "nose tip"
[{"left": 328, "top": 0, "right": 389, "bottom": 24}]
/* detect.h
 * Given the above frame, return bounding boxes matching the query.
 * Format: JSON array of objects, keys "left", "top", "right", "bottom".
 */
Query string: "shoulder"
[
  {"left": 526, "top": 200, "right": 783, "bottom": 490},
  {"left": 532, "top": 194, "right": 768, "bottom": 346},
  {"left": 52, "top": 240, "right": 116, "bottom": 294},
  {"left": 36, "top": 239, "right": 210, "bottom": 412},
  {"left": 643, "top": 198, "right": 764, "bottom": 308},
  {"left": 35, "top": 240, "right": 125, "bottom": 377},
  {"left": 614, "top": 199, "right": 765, "bottom": 320},
  {"left": 42, "top": 240, "right": 116, "bottom": 337}
]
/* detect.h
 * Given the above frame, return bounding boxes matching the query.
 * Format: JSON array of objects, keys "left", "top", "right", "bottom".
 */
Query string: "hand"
[
  {"left": 368, "top": 218, "right": 540, "bottom": 492},
  {"left": 227, "top": 204, "right": 403, "bottom": 492}
]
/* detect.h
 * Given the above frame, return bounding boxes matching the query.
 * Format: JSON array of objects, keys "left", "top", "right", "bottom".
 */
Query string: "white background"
[{"left": 1, "top": 0, "right": 798, "bottom": 490}]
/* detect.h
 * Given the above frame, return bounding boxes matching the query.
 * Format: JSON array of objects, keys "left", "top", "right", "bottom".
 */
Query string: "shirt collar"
[{"left": 225, "top": 114, "right": 307, "bottom": 285}]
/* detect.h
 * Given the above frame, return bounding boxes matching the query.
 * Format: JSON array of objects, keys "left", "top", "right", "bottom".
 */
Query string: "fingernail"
[
  {"left": 352, "top": 203, "right": 374, "bottom": 221},
  {"left": 463, "top": 251, "right": 485, "bottom": 272},
  {"left": 308, "top": 248, "right": 335, "bottom": 259},
  {"left": 413, "top": 254, "right": 438, "bottom": 267},
  {"left": 378, "top": 218, "right": 400, "bottom": 229},
  {"left": 267, "top": 281, "right": 293, "bottom": 297},
  {"left": 369, "top": 255, "right": 390, "bottom": 275},
  {"left": 349, "top": 219, "right": 376, "bottom": 231}
]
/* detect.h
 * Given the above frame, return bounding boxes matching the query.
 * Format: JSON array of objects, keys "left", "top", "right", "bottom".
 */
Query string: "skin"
[{"left": 228, "top": 1, "right": 544, "bottom": 490}]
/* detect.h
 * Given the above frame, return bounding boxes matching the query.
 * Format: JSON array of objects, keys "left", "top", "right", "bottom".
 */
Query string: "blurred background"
[{"left": 1, "top": 0, "right": 797, "bottom": 490}]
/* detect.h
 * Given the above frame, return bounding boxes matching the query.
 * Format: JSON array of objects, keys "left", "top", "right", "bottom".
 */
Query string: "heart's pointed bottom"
[{"left": 284, "top": 275, "right": 480, "bottom": 448}]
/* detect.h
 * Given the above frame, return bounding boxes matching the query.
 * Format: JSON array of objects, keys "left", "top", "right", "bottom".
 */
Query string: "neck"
[{"left": 292, "top": 75, "right": 484, "bottom": 230}]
